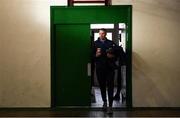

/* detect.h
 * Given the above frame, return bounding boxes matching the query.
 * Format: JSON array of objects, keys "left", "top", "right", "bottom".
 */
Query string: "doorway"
[
  {"left": 51, "top": 5, "right": 132, "bottom": 108},
  {"left": 90, "top": 23, "right": 127, "bottom": 108}
]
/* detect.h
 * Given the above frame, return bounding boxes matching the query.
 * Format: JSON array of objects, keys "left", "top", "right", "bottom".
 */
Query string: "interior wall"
[
  {"left": 0, "top": 0, "right": 180, "bottom": 107},
  {"left": 0, "top": 0, "right": 68, "bottom": 107},
  {"left": 113, "top": 0, "right": 180, "bottom": 107}
]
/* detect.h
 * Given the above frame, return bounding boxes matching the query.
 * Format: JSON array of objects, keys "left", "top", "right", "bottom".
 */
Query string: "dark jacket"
[{"left": 93, "top": 38, "right": 119, "bottom": 70}]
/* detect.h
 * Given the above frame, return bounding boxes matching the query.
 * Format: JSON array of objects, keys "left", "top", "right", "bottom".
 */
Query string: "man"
[{"left": 93, "top": 28, "right": 118, "bottom": 114}]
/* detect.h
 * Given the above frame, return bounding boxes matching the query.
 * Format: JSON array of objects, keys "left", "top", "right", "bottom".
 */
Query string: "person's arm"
[
  {"left": 96, "top": 48, "right": 101, "bottom": 57},
  {"left": 118, "top": 46, "right": 126, "bottom": 65},
  {"left": 107, "top": 42, "right": 117, "bottom": 58},
  {"left": 93, "top": 42, "right": 101, "bottom": 59},
  {"left": 107, "top": 51, "right": 115, "bottom": 58}
]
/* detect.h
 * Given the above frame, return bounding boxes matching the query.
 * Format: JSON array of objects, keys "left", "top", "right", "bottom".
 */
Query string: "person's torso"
[{"left": 94, "top": 39, "right": 117, "bottom": 70}]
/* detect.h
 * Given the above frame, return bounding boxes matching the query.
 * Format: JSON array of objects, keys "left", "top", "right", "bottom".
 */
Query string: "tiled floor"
[{"left": 91, "top": 87, "right": 126, "bottom": 108}]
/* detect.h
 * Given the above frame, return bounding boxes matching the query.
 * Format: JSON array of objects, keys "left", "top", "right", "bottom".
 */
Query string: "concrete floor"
[{"left": 0, "top": 108, "right": 179, "bottom": 117}]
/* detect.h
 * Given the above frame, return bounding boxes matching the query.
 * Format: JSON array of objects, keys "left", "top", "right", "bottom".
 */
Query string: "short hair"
[{"left": 99, "top": 28, "right": 107, "bottom": 33}]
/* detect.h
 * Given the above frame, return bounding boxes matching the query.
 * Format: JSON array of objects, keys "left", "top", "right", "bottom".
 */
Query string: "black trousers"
[
  {"left": 96, "top": 68, "right": 115, "bottom": 107},
  {"left": 116, "top": 67, "right": 122, "bottom": 96}
]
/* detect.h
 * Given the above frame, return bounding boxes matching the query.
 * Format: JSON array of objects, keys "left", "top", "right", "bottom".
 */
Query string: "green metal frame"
[{"left": 51, "top": 5, "right": 132, "bottom": 108}]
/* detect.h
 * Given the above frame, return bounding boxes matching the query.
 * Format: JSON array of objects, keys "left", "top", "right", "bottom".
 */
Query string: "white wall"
[
  {"left": 0, "top": 0, "right": 67, "bottom": 107},
  {"left": 0, "top": 0, "right": 180, "bottom": 107},
  {"left": 113, "top": 0, "right": 180, "bottom": 107}
]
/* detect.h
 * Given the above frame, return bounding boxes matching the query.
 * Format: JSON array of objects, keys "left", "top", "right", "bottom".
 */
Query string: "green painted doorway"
[{"left": 51, "top": 5, "right": 132, "bottom": 108}]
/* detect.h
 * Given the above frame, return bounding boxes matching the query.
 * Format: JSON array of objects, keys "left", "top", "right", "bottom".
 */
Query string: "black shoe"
[
  {"left": 107, "top": 107, "right": 113, "bottom": 114},
  {"left": 103, "top": 102, "right": 107, "bottom": 111},
  {"left": 113, "top": 94, "right": 120, "bottom": 101}
]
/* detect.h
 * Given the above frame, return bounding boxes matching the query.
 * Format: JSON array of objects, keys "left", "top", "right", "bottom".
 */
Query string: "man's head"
[{"left": 99, "top": 28, "right": 107, "bottom": 40}]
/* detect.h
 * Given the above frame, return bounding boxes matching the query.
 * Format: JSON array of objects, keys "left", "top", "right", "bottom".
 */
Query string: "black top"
[{"left": 93, "top": 38, "right": 119, "bottom": 70}]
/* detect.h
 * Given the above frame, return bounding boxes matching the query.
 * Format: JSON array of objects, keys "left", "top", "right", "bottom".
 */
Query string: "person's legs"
[
  {"left": 107, "top": 70, "right": 115, "bottom": 107},
  {"left": 114, "top": 67, "right": 122, "bottom": 100},
  {"left": 106, "top": 70, "right": 115, "bottom": 114},
  {"left": 96, "top": 69, "right": 107, "bottom": 103}
]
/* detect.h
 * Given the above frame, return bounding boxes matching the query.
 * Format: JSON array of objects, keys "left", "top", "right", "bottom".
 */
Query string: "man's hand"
[
  {"left": 107, "top": 53, "right": 114, "bottom": 58},
  {"left": 96, "top": 52, "right": 101, "bottom": 57},
  {"left": 96, "top": 48, "right": 101, "bottom": 57}
]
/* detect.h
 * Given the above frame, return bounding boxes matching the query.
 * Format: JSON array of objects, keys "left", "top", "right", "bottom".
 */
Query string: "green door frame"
[{"left": 51, "top": 5, "right": 132, "bottom": 108}]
